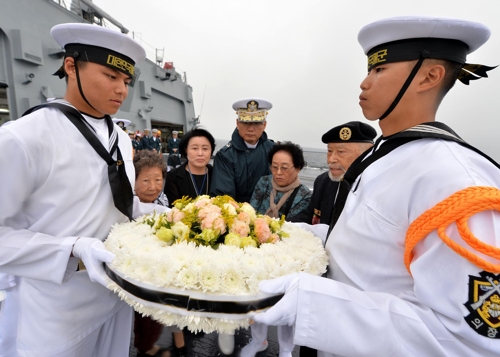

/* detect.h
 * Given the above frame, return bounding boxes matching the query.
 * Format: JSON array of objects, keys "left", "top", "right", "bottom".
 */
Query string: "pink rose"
[
  {"left": 194, "top": 197, "right": 211, "bottom": 209},
  {"left": 173, "top": 209, "right": 185, "bottom": 223},
  {"left": 254, "top": 218, "right": 271, "bottom": 244},
  {"left": 213, "top": 217, "right": 226, "bottom": 234},
  {"left": 201, "top": 211, "right": 218, "bottom": 230},
  {"left": 230, "top": 219, "right": 250, "bottom": 237},
  {"left": 269, "top": 233, "right": 280, "bottom": 244},
  {"left": 237, "top": 211, "right": 251, "bottom": 225},
  {"left": 166, "top": 208, "right": 185, "bottom": 223},
  {"left": 198, "top": 204, "right": 221, "bottom": 220}
]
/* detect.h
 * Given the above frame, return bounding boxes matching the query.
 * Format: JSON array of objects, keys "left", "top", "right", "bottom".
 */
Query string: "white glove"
[
  {"left": 291, "top": 222, "right": 329, "bottom": 245},
  {"left": 253, "top": 273, "right": 299, "bottom": 327},
  {"left": 72, "top": 237, "right": 115, "bottom": 287},
  {"left": 278, "top": 325, "right": 295, "bottom": 356}
]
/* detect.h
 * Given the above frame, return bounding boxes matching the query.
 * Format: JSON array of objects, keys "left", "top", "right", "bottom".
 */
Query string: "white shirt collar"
[{"left": 244, "top": 140, "right": 259, "bottom": 149}]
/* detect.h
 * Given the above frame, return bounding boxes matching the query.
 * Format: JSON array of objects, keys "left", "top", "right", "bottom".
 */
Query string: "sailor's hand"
[
  {"left": 290, "top": 222, "right": 329, "bottom": 245},
  {"left": 72, "top": 237, "right": 115, "bottom": 287},
  {"left": 253, "top": 273, "right": 299, "bottom": 327}
]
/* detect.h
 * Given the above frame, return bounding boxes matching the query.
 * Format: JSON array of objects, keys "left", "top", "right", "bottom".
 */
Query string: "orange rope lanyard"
[{"left": 404, "top": 186, "right": 500, "bottom": 275}]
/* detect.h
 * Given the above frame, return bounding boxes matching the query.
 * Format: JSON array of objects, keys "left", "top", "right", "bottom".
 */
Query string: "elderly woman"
[
  {"left": 133, "top": 150, "right": 186, "bottom": 357},
  {"left": 243, "top": 145, "right": 310, "bottom": 357},
  {"left": 250, "top": 141, "right": 311, "bottom": 219},
  {"left": 164, "top": 127, "right": 215, "bottom": 207},
  {"left": 134, "top": 150, "right": 169, "bottom": 206}
]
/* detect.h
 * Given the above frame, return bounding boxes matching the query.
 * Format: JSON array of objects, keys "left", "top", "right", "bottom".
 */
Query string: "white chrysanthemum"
[
  {"left": 199, "top": 266, "right": 222, "bottom": 293},
  {"left": 222, "top": 267, "right": 246, "bottom": 295},
  {"left": 176, "top": 267, "right": 199, "bottom": 290}
]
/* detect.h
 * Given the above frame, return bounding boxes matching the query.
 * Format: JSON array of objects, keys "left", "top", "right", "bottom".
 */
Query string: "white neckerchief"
[
  {"left": 83, "top": 115, "right": 109, "bottom": 149},
  {"left": 50, "top": 99, "right": 116, "bottom": 155}
]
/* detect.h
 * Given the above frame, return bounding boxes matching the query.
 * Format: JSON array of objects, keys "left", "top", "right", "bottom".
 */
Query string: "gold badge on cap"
[
  {"left": 237, "top": 100, "right": 267, "bottom": 122},
  {"left": 339, "top": 127, "right": 352, "bottom": 140},
  {"left": 247, "top": 100, "right": 259, "bottom": 112}
]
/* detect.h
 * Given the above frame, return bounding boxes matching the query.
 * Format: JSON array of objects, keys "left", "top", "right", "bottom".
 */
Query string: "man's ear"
[
  {"left": 416, "top": 63, "right": 446, "bottom": 93},
  {"left": 63, "top": 57, "right": 76, "bottom": 79}
]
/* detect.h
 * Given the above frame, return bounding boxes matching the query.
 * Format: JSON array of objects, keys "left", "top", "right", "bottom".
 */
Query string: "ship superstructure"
[{"left": 0, "top": 0, "right": 197, "bottom": 141}]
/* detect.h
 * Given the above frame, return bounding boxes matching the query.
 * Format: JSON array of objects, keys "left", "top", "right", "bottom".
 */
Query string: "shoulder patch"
[
  {"left": 217, "top": 142, "right": 232, "bottom": 153},
  {"left": 464, "top": 271, "right": 500, "bottom": 339}
]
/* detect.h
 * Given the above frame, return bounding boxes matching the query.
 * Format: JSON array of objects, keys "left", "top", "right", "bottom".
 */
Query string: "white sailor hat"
[
  {"left": 232, "top": 98, "right": 272, "bottom": 122},
  {"left": 112, "top": 118, "right": 131, "bottom": 127},
  {"left": 358, "top": 16, "right": 496, "bottom": 86},
  {"left": 172, "top": 130, "right": 179, "bottom": 134},
  {"left": 51, "top": 23, "right": 146, "bottom": 78}
]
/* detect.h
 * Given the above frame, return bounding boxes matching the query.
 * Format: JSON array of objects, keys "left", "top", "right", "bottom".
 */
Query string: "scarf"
[{"left": 265, "top": 177, "right": 301, "bottom": 218}]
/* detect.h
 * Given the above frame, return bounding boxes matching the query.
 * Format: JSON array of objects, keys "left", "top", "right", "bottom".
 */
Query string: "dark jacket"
[
  {"left": 288, "top": 171, "right": 340, "bottom": 225},
  {"left": 250, "top": 175, "right": 312, "bottom": 219},
  {"left": 168, "top": 137, "right": 180, "bottom": 154},
  {"left": 167, "top": 137, "right": 181, "bottom": 166},
  {"left": 164, "top": 162, "right": 213, "bottom": 207},
  {"left": 210, "top": 129, "right": 275, "bottom": 203},
  {"left": 150, "top": 136, "right": 161, "bottom": 153},
  {"left": 132, "top": 139, "right": 142, "bottom": 152},
  {"left": 141, "top": 135, "right": 152, "bottom": 150}
]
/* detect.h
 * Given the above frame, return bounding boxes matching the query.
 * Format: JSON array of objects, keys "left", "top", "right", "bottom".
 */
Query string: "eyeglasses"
[{"left": 270, "top": 165, "right": 294, "bottom": 173}]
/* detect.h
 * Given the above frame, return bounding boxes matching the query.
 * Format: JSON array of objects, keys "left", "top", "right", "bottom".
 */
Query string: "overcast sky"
[{"left": 94, "top": 0, "right": 500, "bottom": 160}]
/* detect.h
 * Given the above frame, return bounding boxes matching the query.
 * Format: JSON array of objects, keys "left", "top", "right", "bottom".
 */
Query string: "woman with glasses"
[
  {"left": 249, "top": 141, "right": 311, "bottom": 219},
  {"left": 243, "top": 142, "right": 311, "bottom": 357}
]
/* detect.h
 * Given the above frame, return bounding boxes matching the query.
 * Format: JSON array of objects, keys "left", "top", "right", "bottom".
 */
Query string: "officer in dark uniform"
[
  {"left": 141, "top": 129, "right": 152, "bottom": 151},
  {"left": 150, "top": 128, "right": 161, "bottom": 153},
  {"left": 167, "top": 130, "right": 181, "bottom": 169},
  {"left": 289, "top": 121, "right": 376, "bottom": 225},
  {"left": 210, "top": 98, "right": 275, "bottom": 203}
]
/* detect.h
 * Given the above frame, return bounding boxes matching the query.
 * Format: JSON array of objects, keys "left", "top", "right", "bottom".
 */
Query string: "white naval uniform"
[
  {"left": 292, "top": 138, "right": 500, "bottom": 356},
  {"left": 0, "top": 104, "right": 168, "bottom": 357}
]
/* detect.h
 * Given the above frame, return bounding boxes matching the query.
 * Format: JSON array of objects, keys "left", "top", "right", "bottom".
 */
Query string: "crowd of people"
[{"left": 1, "top": 13, "right": 500, "bottom": 357}]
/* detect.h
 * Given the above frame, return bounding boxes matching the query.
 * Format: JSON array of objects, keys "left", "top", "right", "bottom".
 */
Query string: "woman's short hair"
[
  {"left": 267, "top": 141, "right": 306, "bottom": 170},
  {"left": 178, "top": 127, "right": 216, "bottom": 158},
  {"left": 133, "top": 150, "right": 167, "bottom": 179}
]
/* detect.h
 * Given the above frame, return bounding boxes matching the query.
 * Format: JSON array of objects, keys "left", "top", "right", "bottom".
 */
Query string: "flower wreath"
[{"left": 104, "top": 195, "right": 328, "bottom": 333}]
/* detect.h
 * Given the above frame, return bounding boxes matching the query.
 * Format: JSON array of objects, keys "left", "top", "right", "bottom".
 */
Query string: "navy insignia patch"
[
  {"left": 339, "top": 127, "right": 352, "bottom": 141},
  {"left": 464, "top": 271, "right": 500, "bottom": 339},
  {"left": 247, "top": 100, "right": 259, "bottom": 112}
]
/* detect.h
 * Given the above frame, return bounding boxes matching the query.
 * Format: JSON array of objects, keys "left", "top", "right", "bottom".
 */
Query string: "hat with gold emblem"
[
  {"left": 357, "top": 16, "right": 496, "bottom": 120},
  {"left": 359, "top": 16, "right": 492, "bottom": 72},
  {"left": 51, "top": 23, "right": 146, "bottom": 79},
  {"left": 322, "top": 121, "right": 377, "bottom": 144},
  {"left": 232, "top": 98, "right": 272, "bottom": 122}
]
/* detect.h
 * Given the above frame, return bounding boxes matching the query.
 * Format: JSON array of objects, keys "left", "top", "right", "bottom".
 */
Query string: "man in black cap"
[
  {"left": 290, "top": 121, "right": 376, "bottom": 225},
  {"left": 254, "top": 16, "right": 500, "bottom": 357},
  {"left": 0, "top": 23, "right": 168, "bottom": 356}
]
